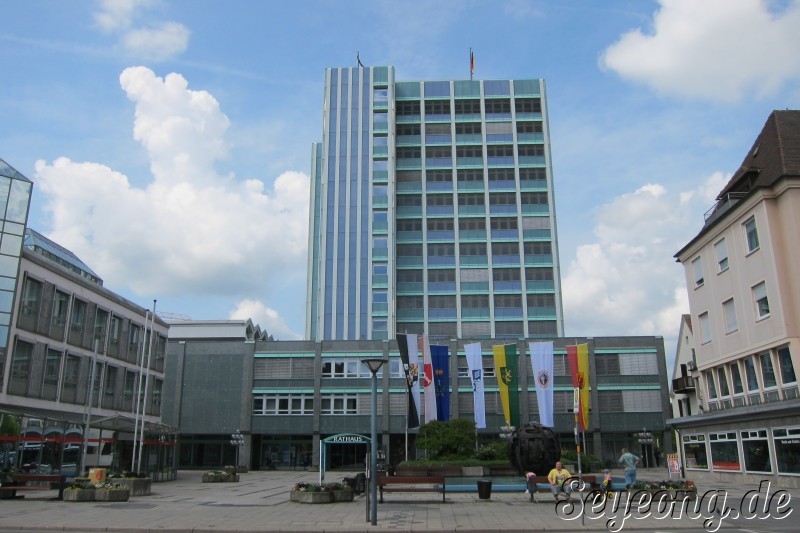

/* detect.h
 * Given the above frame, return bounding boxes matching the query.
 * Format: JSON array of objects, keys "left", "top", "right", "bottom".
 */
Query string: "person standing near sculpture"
[{"left": 618, "top": 448, "right": 640, "bottom": 487}]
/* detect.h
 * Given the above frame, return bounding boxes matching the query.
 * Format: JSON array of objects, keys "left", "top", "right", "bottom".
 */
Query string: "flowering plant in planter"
[
  {"left": 202, "top": 469, "right": 239, "bottom": 482},
  {"left": 292, "top": 482, "right": 322, "bottom": 492},
  {"left": 107, "top": 471, "right": 149, "bottom": 479}
]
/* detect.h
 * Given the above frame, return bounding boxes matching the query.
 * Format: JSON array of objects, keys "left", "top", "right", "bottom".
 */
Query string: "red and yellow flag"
[{"left": 566, "top": 344, "right": 590, "bottom": 431}]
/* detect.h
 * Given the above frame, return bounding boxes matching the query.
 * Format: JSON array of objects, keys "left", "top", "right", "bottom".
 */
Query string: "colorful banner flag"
[
  {"left": 529, "top": 341, "right": 554, "bottom": 427},
  {"left": 397, "top": 333, "right": 421, "bottom": 428},
  {"left": 566, "top": 343, "right": 590, "bottom": 431},
  {"left": 465, "top": 342, "right": 485, "bottom": 429},
  {"left": 420, "top": 335, "right": 437, "bottom": 424},
  {"left": 470, "top": 48, "right": 475, "bottom": 79},
  {"left": 431, "top": 345, "right": 450, "bottom": 422},
  {"left": 493, "top": 343, "right": 520, "bottom": 428}
]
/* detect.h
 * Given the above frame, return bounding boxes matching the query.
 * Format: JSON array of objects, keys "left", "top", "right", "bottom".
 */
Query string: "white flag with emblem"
[
  {"left": 530, "top": 341, "right": 554, "bottom": 427},
  {"left": 465, "top": 342, "right": 486, "bottom": 429}
]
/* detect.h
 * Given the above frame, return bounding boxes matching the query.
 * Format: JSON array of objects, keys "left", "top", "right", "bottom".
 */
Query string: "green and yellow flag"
[{"left": 493, "top": 343, "right": 520, "bottom": 427}]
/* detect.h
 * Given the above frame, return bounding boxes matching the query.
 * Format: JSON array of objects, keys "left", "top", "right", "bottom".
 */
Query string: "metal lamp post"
[{"left": 362, "top": 358, "right": 387, "bottom": 526}]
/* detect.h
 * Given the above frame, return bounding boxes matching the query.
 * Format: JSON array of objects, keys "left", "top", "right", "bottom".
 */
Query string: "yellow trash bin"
[{"left": 88, "top": 468, "right": 107, "bottom": 484}]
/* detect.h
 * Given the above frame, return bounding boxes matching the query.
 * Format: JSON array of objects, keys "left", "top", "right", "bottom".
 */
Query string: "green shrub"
[
  {"left": 475, "top": 441, "right": 509, "bottom": 461},
  {"left": 417, "top": 419, "right": 476, "bottom": 460}
]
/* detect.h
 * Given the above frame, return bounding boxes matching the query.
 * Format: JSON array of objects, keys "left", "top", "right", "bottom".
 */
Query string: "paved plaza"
[{"left": 0, "top": 469, "right": 797, "bottom": 532}]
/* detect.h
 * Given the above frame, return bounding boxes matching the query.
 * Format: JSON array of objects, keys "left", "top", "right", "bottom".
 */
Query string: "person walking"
[{"left": 618, "top": 448, "right": 640, "bottom": 488}]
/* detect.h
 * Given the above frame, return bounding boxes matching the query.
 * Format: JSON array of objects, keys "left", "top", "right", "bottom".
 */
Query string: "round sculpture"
[{"left": 508, "top": 422, "right": 561, "bottom": 475}]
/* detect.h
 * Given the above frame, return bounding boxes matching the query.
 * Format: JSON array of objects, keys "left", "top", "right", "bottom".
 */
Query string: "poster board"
[{"left": 667, "top": 453, "right": 681, "bottom": 477}]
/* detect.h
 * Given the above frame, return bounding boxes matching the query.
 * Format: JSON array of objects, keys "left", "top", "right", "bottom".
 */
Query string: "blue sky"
[{"left": 3, "top": 1, "right": 800, "bottom": 366}]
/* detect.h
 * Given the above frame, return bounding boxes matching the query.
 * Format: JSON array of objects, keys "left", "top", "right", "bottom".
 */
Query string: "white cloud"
[
  {"left": 562, "top": 174, "right": 728, "bottom": 358},
  {"left": 34, "top": 67, "right": 309, "bottom": 333},
  {"left": 93, "top": 0, "right": 188, "bottom": 60},
  {"left": 601, "top": 0, "right": 800, "bottom": 102},
  {"left": 503, "top": 0, "right": 544, "bottom": 20},
  {"left": 122, "top": 22, "right": 190, "bottom": 60},
  {"left": 93, "top": 0, "right": 152, "bottom": 31},
  {"left": 229, "top": 299, "right": 302, "bottom": 341}
]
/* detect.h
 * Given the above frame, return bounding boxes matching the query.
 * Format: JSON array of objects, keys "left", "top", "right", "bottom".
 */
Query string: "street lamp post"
[{"left": 362, "top": 358, "right": 387, "bottom": 527}]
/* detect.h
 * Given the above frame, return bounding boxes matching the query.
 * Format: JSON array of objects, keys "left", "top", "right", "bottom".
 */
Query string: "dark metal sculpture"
[{"left": 508, "top": 422, "right": 561, "bottom": 475}]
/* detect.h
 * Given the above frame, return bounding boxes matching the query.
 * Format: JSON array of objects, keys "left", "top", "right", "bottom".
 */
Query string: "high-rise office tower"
[{"left": 306, "top": 66, "right": 564, "bottom": 342}]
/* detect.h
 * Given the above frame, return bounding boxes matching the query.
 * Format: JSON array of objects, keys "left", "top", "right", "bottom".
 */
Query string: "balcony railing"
[{"left": 672, "top": 376, "right": 695, "bottom": 393}]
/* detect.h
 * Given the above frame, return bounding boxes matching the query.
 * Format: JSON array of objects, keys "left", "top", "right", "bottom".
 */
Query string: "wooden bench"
[
  {"left": 377, "top": 475, "right": 445, "bottom": 503},
  {"left": 0, "top": 473, "right": 67, "bottom": 500},
  {"left": 527, "top": 475, "right": 596, "bottom": 502}
]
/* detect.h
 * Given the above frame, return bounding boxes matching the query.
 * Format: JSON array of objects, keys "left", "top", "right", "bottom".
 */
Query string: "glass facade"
[
  {"left": 307, "top": 69, "right": 564, "bottom": 341},
  {"left": 0, "top": 159, "right": 32, "bottom": 392}
]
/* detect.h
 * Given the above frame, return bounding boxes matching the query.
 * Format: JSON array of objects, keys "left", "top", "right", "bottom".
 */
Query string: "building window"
[
  {"left": 723, "top": 298, "right": 737, "bottom": 333},
  {"left": 713, "top": 238, "right": 729, "bottom": 272},
  {"left": 321, "top": 394, "right": 358, "bottom": 415},
  {"left": 709, "top": 432, "right": 741, "bottom": 471},
  {"left": 62, "top": 355, "right": 81, "bottom": 398},
  {"left": 682, "top": 434, "right": 708, "bottom": 470},
  {"left": 778, "top": 347, "right": 797, "bottom": 385},
  {"left": 52, "top": 290, "right": 70, "bottom": 333},
  {"left": 692, "top": 257, "right": 704, "bottom": 287},
  {"left": 760, "top": 352, "right": 777, "bottom": 389},
  {"left": 699, "top": 312, "right": 711, "bottom": 344},
  {"left": 744, "top": 216, "right": 760, "bottom": 253},
  {"left": 774, "top": 427, "right": 800, "bottom": 474},
  {"left": 9, "top": 339, "right": 34, "bottom": 395},
  {"left": 151, "top": 379, "right": 162, "bottom": 415},
  {"left": 42, "top": 349, "right": 62, "bottom": 392},
  {"left": 19, "top": 276, "right": 42, "bottom": 329},
  {"left": 752, "top": 281, "right": 770, "bottom": 319},
  {"left": 458, "top": 365, "right": 496, "bottom": 379},
  {"left": 128, "top": 323, "right": 141, "bottom": 355},
  {"left": 741, "top": 430, "right": 772, "bottom": 473},
  {"left": 322, "top": 358, "right": 383, "bottom": 378},
  {"left": 744, "top": 357, "right": 760, "bottom": 392},
  {"left": 730, "top": 363, "right": 744, "bottom": 395},
  {"left": 705, "top": 371, "right": 718, "bottom": 399},
  {"left": 717, "top": 367, "right": 730, "bottom": 397},
  {"left": 253, "top": 394, "right": 315, "bottom": 415}
]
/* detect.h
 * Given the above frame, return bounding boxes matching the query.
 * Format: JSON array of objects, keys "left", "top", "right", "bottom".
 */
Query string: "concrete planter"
[
  {"left": 94, "top": 489, "right": 130, "bottom": 502},
  {"left": 64, "top": 488, "right": 130, "bottom": 502},
  {"left": 488, "top": 465, "right": 518, "bottom": 476},
  {"left": 64, "top": 489, "right": 96, "bottom": 502},
  {"left": 290, "top": 491, "right": 333, "bottom": 503},
  {"left": 395, "top": 466, "right": 430, "bottom": 477},
  {"left": 331, "top": 489, "right": 354, "bottom": 502},
  {"left": 462, "top": 466, "right": 486, "bottom": 477},
  {"left": 112, "top": 478, "right": 152, "bottom": 496}
]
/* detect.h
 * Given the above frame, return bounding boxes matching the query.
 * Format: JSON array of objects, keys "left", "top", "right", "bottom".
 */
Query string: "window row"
[
  {"left": 395, "top": 98, "right": 541, "bottom": 117},
  {"left": 7, "top": 339, "right": 162, "bottom": 415},
  {"left": 396, "top": 168, "right": 545, "bottom": 183},
  {"left": 682, "top": 427, "right": 800, "bottom": 474},
  {"left": 396, "top": 242, "right": 552, "bottom": 257},
  {"left": 397, "top": 293, "right": 555, "bottom": 310},
  {"left": 396, "top": 145, "right": 544, "bottom": 160},
  {"left": 697, "top": 281, "right": 770, "bottom": 344},
  {"left": 691, "top": 215, "right": 760, "bottom": 285},
  {"left": 396, "top": 320, "right": 558, "bottom": 339},
  {"left": 702, "top": 347, "right": 797, "bottom": 411},
  {"left": 17, "top": 274, "right": 166, "bottom": 368}
]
